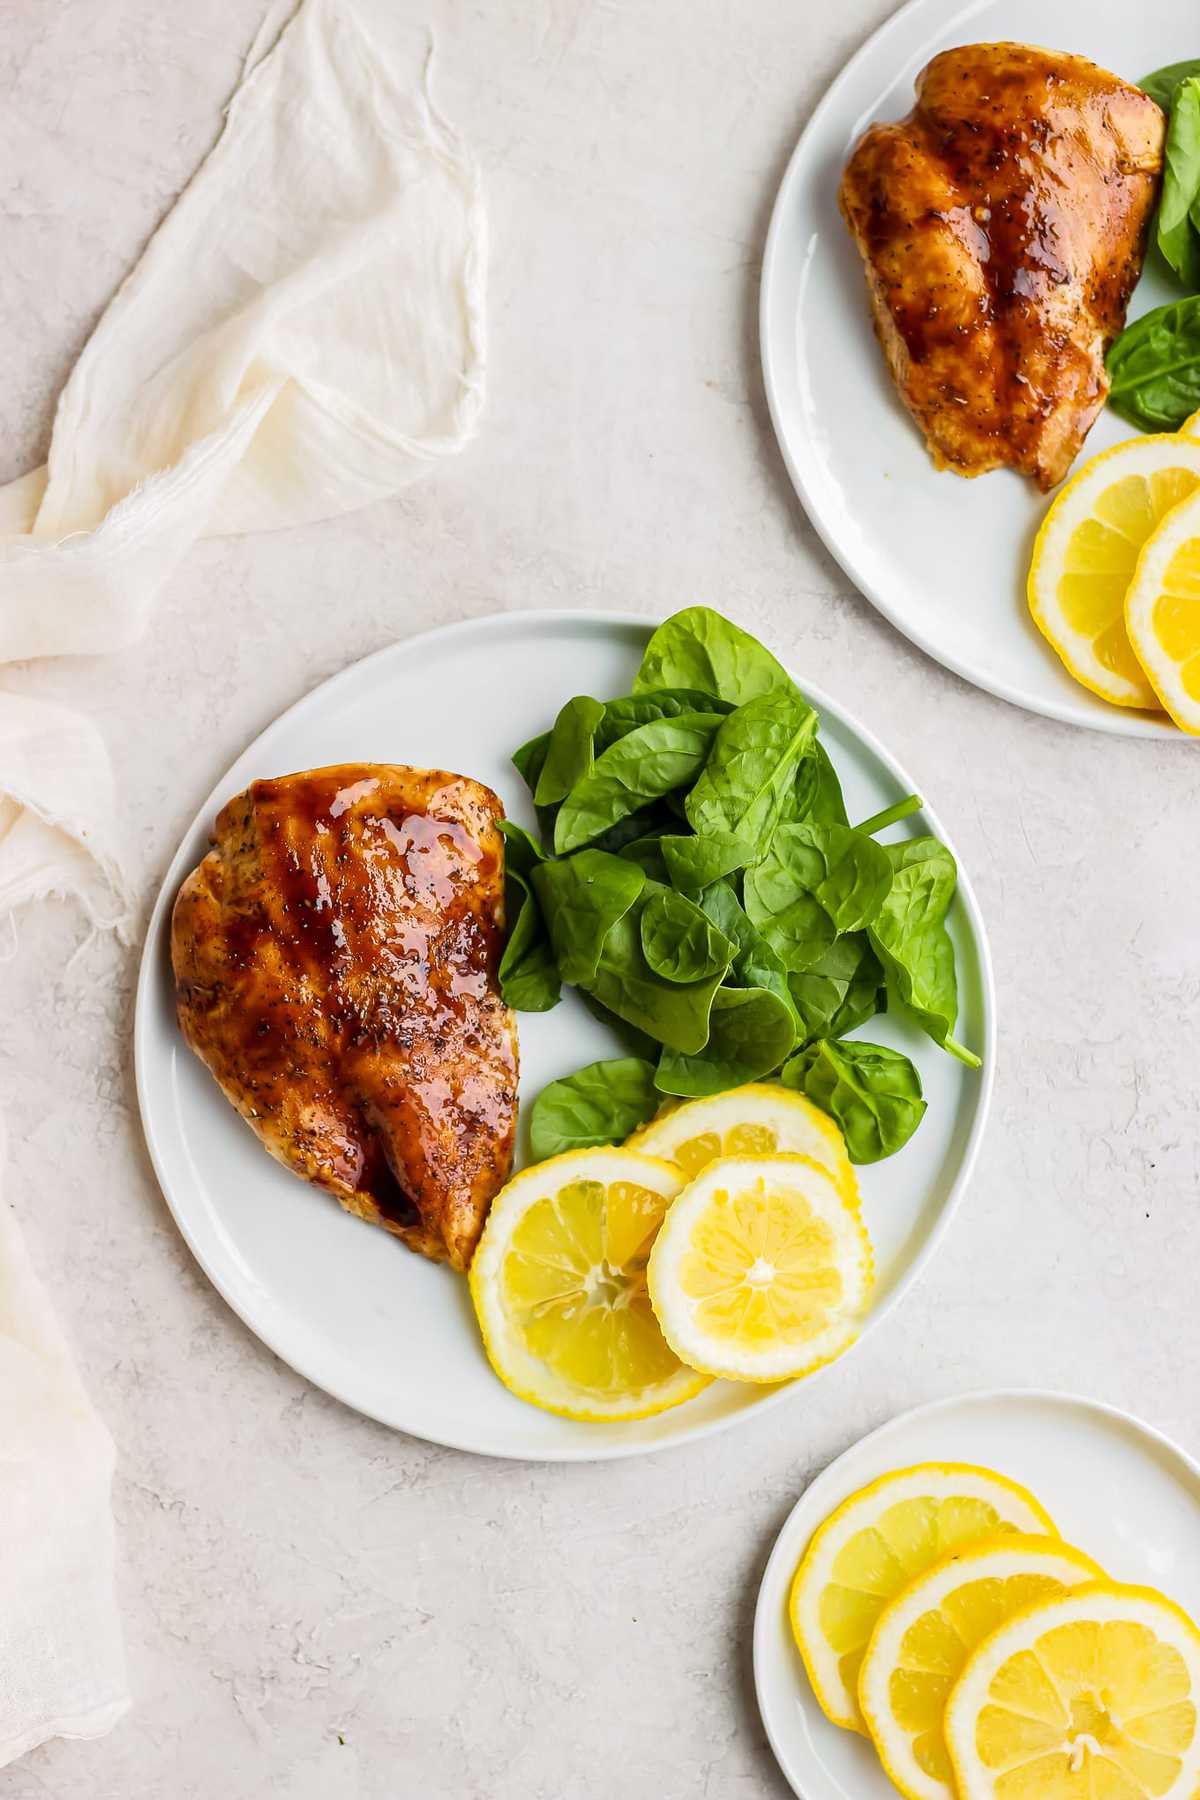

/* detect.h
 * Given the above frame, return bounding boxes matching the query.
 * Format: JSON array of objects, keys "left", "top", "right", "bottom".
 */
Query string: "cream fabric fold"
[
  {"left": 0, "top": 696, "right": 129, "bottom": 929},
  {"left": 0, "top": 0, "right": 486, "bottom": 923},
  {"left": 0, "top": 0, "right": 487, "bottom": 1768},
  {"left": 0, "top": 1116, "right": 129, "bottom": 1764}
]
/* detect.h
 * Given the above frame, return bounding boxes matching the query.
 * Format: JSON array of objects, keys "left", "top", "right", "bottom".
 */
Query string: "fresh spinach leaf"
[
  {"left": 497, "top": 821, "right": 560, "bottom": 1012},
  {"left": 529, "top": 1057, "right": 660, "bottom": 1160},
  {"left": 685, "top": 689, "right": 818, "bottom": 858},
  {"left": 553, "top": 711, "right": 724, "bottom": 853},
  {"left": 498, "top": 817, "right": 547, "bottom": 874},
  {"left": 661, "top": 832, "right": 748, "bottom": 891},
  {"left": 639, "top": 887, "right": 735, "bottom": 984},
  {"left": 743, "top": 821, "right": 890, "bottom": 970},
  {"left": 633, "top": 607, "right": 795, "bottom": 706},
  {"left": 582, "top": 904, "right": 725, "bottom": 1053},
  {"left": 656, "top": 985, "right": 797, "bottom": 1098},
  {"left": 1142, "top": 59, "right": 1200, "bottom": 113},
  {"left": 512, "top": 732, "right": 549, "bottom": 793},
  {"left": 867, "top": 837, "right": 980, "bottom": 1068},
  {"left": 534, "top": 858, "right": 726, "bottom": 1048},
  {"left": 1157, "top": 76, "right": 1200, "bottom": 289},
  {"left": 782, "top": 1039, "right": 926, "bottom": 1163},
  {"left": 510, "top": 735, "right": 561, "bottom": 839},
  {"left": 827, "top": 940, "right": 887, "bottom": 1039},
  {"left": 788, "top": 933, "right": 886, "bottom": 1043},
  {"left": 589, "top": 803, "right": 675, "bottom": 857},
  {"left": 803, "top": 823, "right": 894, "bottom": 933},
  {"left": 617, "top": 831, "right": 672, "bottom": 883},
  {"left": 594, "top": 688, "right": 732, "bottom": 753},
  {"left": 1107, "top": 297, "right": 1200, "bottom": 430},
  {"left": 534, "top": 695, "right": 606, "bottom": 806},
  {"left": 531, "top": 850, "right": 645, "bottom": 987},
  {"left": 505, "top": 614, "right": 977, "bottom": 1109},
  {"left": 789, "top": 740, "right": 849, "bottom": 827},
  {"left": 696, "top": 879, "right": 799, "bottom": 1024},
  {"left": 742, "top": 858, "right": 837, "bottom": 974},
  {"left": 498, "top": 881, "right": 560, "bottom": 1011}
]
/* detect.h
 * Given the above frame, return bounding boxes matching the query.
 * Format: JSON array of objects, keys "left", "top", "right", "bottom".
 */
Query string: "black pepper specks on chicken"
[
  {"left": 839, "top": 44, "right": 1165, "bottom": 489},
  {"left": 171, "top": 765, "right": 518, "bottom": 1271}
]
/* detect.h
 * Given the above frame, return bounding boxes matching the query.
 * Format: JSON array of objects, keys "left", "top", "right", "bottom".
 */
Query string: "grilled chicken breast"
[
  {"left": 172, "top": 765, "right": 517, "bottom": 1271},
  {"left": 839, "top": 44, "right": 1165, "bottom": 489}
]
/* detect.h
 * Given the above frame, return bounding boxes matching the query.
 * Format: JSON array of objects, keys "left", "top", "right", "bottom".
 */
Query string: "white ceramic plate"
[
  {"left": 135, "top": 609, "right": 994, "bottom": 1460},
  {"left": 754, "top": 1389, "right": 1200, "bottom": 1799},
  {"left": 761, "top": 0, "right": 1190, "bottom": 738}
]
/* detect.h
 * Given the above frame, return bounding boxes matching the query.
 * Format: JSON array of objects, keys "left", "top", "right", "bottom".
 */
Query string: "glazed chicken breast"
[
  {"left": 172, "top": 765, "right": 518, "bottom": 1271},
  {"left": 839, "top": 44, "right": 1165, "bottom": 489}
]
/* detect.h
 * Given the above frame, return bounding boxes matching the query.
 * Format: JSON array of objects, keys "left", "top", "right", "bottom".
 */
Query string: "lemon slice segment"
[
  {"left": 645, "top": 1153, "right": 872, "bottom": 1385},
  {"left": 629, "top": 1082, "right": 856, "bottom": 1201},
  {"left": 859, "top": 1534, "right": 1103, "bottom": 1800},
  {"left": 1124, "top": 483, "right": 1200, "bottom": 733},
  {"left": 944, "top": 1581, "right": 1200, "bottom": 1800},
  {"left": 790, "top": 1463, "right": 1056, "bottom": 1733},
  {"left": 468, "top": 1146, "right": 711, "bottom": 1421},
  {"left": 1027, "top": 435, "right": 1200, "bottom": 707}
]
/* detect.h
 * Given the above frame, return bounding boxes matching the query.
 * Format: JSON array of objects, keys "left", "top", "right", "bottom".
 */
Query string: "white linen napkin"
[
  {"left": 0, "top": 0, "right": 487, "bottom": 1768},
  {"left": 0, "top": 0, "right": 486, "bottom": 929},
  {"left": 0, "top": 1118, "right": 129, "bottom": 1764}
]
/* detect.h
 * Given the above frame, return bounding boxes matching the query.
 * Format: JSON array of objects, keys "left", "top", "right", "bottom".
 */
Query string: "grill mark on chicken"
[
  {"left": 172, "top": 764, "right": 518, "bottom": 1270},
  {"left": 839, "top": 44, "right": 1165, "bottom": 489}
]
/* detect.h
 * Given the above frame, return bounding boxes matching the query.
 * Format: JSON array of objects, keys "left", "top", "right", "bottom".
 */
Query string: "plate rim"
[
  {"left": 134, "top": 605, "right": 997, "bottom": 1461},
  {"left": 758, "top": 0, "right": 1182, "bottom": 742},
  {"left": 751, "top": 1385, "right": 1200, "bottom": 1799}
]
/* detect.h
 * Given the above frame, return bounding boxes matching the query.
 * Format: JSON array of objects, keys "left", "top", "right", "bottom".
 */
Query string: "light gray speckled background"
[{"left": 1, "top": 2, "right": 1197, "bottom": 1795}]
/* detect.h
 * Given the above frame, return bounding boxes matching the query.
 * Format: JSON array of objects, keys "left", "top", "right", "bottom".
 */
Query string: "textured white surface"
[{"left": 0, "top": 1, "right": 1198, "bottom": 1795}]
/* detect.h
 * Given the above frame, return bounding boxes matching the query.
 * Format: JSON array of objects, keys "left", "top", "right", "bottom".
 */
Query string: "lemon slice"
[
  {"left": 1027, "top": 435, "right": 1200, "bottom": 707},
  {"left": 1123, "top": 484, "right": 1200, "bottom": 733},
  {"left": 944, "top": 1581, "right": 1200, "bottom": 1800},
  {"left": 859, "top": 1534, "right": 1103, "bottom": 1800},
  {"left": 790, "top": 1463, "right": 1056, "bottom": 1733},
  {"left": 645, "top": 1153, "right": 872, "bottom": 1384},
  {"left": 628, "top": 1083, "right": 856, "bottom": 1201},
  {"left": 468, "top": 1147, "right": 711, "bottom": 1421}
]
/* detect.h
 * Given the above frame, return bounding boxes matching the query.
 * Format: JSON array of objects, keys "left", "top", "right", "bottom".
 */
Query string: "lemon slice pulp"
[
  {"left": 646, "top": 1152, "right": 872, "bottom": 1385},
  {"left": 468, "top": 1147, "right": 710, "bottom": 1421},
  {"left": 1123, "top": 483, "right": 1200, "bottom": 733},
  {"left": 629, "top": 1082, "right": 856, "bottom": 1200},
  {"left": 858, "top": 1533, "right": 1103, "bottom": 1800},
  {"left": 1027, "top": 435, "right": 1200, "bottom": 707},
  {"left": 944, "top": 1581, "right": 1200, "bottom": 1800},
  {"left": 790, "top": 1463, "right": 1056, "bottom": 1732}
]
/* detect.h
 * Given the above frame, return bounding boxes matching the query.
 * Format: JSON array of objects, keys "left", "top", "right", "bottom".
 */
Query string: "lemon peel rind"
[
  {"left": 1124, "top": 483, "right": 1200, "bottom": 735},
  {"left": 468, "top": 1145, "right": 712, "bottom": 1423},
  {"left": 1027, "top": 433, "right": 1200, "bottom": 709},
  {"left": 788, "top": 1463, "right": 1057, "bottom": 1733},
  {"left": 628, "top": 1082, "right": 859, "bottom": 1207}
]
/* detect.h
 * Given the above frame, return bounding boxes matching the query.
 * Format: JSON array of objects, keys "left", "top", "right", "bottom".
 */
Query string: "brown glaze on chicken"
[
  {"left": 839, "top": 44, "right": 1165, "bottom": 489},
  {"left": 172, "top": 765, "right": 517, "bottom": 1271}
]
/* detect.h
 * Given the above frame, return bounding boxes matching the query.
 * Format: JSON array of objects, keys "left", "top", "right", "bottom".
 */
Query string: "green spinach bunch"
[
  {"left": 1107, "top": 63, "right": 1200, "bottom": 429},
  {"left": 499, "top": 609, "right": 979, "bottom": 1166}
]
